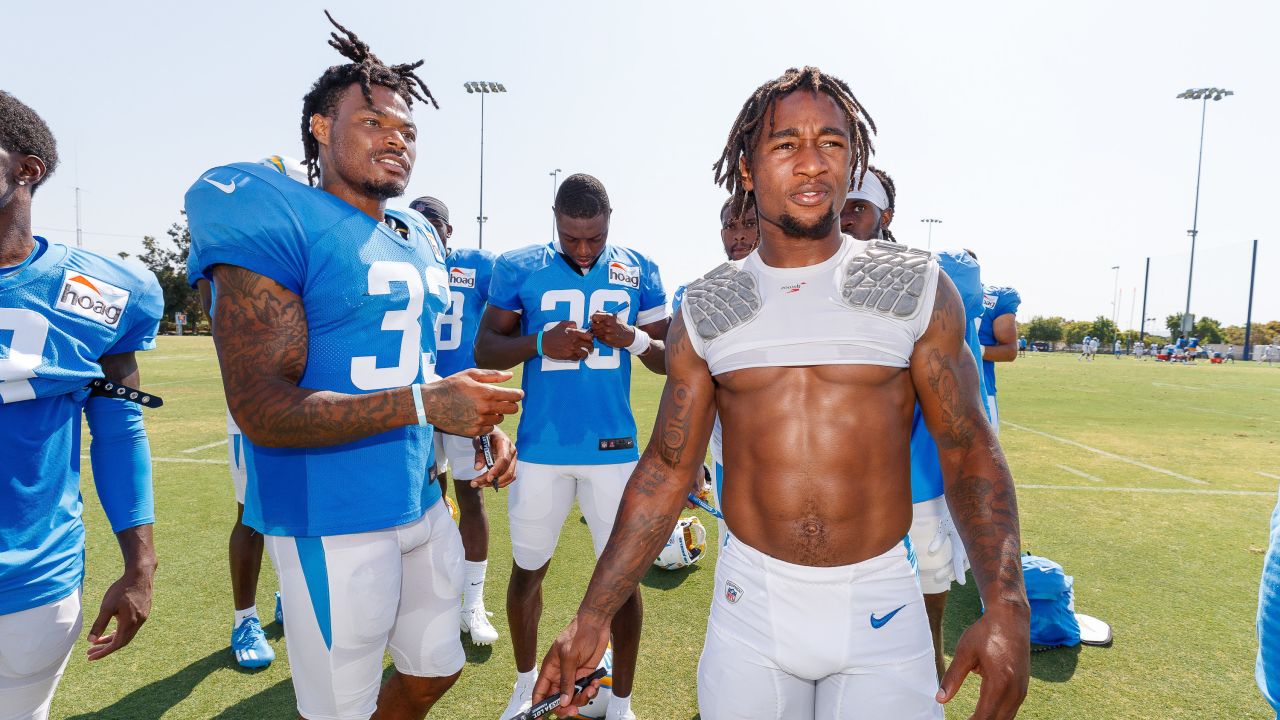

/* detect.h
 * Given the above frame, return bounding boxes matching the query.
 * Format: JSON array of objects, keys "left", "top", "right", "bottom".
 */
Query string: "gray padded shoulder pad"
[
  {"left": 840, "top": 241, "right": 934, "bottom": 320},
  {"left": 684, "top": 262, "right": 763, "bottom": 341}
]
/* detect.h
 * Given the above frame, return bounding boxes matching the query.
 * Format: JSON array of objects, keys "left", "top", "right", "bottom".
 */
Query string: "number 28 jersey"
[
  {"left": 185, "top": 162, "right": 451, "bottom": 537},
  {"left": 488, "top": 243, "right": 667, "bottom": 465},
  {"left": 435, "top": 247, "right": 495, "bottom": 377}
]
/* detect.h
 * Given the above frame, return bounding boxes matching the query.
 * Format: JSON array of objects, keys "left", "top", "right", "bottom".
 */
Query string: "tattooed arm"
[
  {"left": 910, "top": 272, "right": 1029, "bottom": 720},
  {"left": 210, "top": 264, "right": 522, "bottom": 448},
  {"left": 532, "top": 315, "right": 717, "bottom": 715}
]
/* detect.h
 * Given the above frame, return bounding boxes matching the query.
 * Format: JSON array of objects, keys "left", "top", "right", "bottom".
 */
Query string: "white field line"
[
  {"left": 81, "top": 455, "right": 223, "bottom": 465},
  {"left": 1055, "top": 464, "right": 1103, "bottom": 482},
  {"left": 1151, "top": 381, "right": 1206, "bottom": 391},
  {"left": 182, "top": 439, "right": 228, "bottom": 454},
  {"left": 1258, "top": 472, "right": 1280, "bottom": 481},
  {"left": 1018, "top": 483, "right": 1271, "bottom": 497},
  {"left": 1004, "top": 422, "right": 1208, "bottom": 485}
]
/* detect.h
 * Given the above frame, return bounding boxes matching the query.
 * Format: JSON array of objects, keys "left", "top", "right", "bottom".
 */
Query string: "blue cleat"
[
  {"left": 231, "top": 617, "right": 275, "bottom": 668},
  {"left": 274, "top": 591, "right": 284, "bottom": 626}
]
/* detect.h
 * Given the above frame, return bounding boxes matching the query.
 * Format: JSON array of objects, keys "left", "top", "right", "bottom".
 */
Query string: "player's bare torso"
[{"left": 716, "top": 361, "right": 915, "bottom": 567}]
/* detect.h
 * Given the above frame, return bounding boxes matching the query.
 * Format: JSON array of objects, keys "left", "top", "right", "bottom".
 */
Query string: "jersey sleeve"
[
  {"left": 476, "top": 251, "right": 496, "bottom": 305},
  {"left": 184, "top": 167, "right": 309, "bottom": 295},
  {"left": 671, "top": 284, "right": 687, "bottom": 313},
  {"left": 636, "top": 256, "right": 668, "bottom": 326},
  {"left": 106, "top": 270, "right": 164, "bottom": 355},
  {"left": 487, "top": 252, "right": 524, "bottom": 313},
  {"left": 995, "top": 288, "right": 1021, "bottom": 318}
]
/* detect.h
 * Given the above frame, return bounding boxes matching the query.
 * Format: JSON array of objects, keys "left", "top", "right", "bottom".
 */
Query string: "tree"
[
  {"left": 1063, "top": 320, "right": 1093, "bottom": 346},
  {"left": 1165, "top": 313, "right": 1185, "bottom": 338},
  {"left": 1193, "top": 316, "right": 1223, "bottom": 344},
  {"left": 1223, "top": 325, "right": 1245, "bottom": 345},
  {"left": 1025, "top": 316, "right": 1064, "bottom": 344},
  {"left": 122, "top": 213, "right": 202, "bottom": 333},
  {"left": 1088, "top": 315, "right": 1118, "bottom": 344}
]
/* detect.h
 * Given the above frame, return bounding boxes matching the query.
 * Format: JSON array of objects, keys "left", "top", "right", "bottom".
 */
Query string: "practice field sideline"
[{"left": 53, "top": 339, "right": 1276, "bottom": 718}]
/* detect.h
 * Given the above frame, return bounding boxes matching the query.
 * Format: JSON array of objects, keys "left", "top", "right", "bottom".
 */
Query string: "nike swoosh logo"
[
  {"left": 869, "top": 604, "right": 908, "bottom": 629},
  {"left": 469, "top": 582, "right": 483, "bottom": 586},
  {"left": 203, "top": 177, "right": 236, "bottom": 193}
]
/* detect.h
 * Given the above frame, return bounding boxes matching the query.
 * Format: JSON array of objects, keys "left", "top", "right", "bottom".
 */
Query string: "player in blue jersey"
[
  {"left": 979, "top": 283, "right": 1021, "bottom": 432},
  {"left": 190, "top": 154, "right": 308, "bottom": 670},
  {"left": 0, "top": 91, "right": 163, "bottom": 720},
  {"left": 185, "top": 16, "right": 521, "bottom": 720},
  {"left": 475, "top": 174, "right": 669, "bottom": 720},
  {"left": 408, "top": 195, "right": 501, "bottom": 646}
]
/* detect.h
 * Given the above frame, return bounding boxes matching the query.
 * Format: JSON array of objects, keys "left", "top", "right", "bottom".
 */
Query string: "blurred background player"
[
  {"left": 840, "top": 165, "right": 987, "bottom": 678},
  {"left": 476, "top": 173, "right": 669, "bottom": 720},
  {"left": 0, "top": 91, "right": 163, "bottom": 720},
  {"left": 980, "top": 282, "right": 1021, "bottom": 431},
  {"left": 409, "top": 195, "right": 501, "bottom": 646},
  {"left": 190, "top": 155, "right": 308, "bottom": 671},
  {"left": 184, "top": 15, "right": 520, "bottom": 720}
]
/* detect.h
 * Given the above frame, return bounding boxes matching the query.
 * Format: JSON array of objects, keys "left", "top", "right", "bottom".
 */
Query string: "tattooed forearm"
[
  {"left": 926, "top": 349, "right": 978, "bottom": 450},
  {"left": 946, "top": 460, "right": 1028, "bottom": 608},
  {"left": 211, "top": 265, "right": 417, "bottom": 448}
]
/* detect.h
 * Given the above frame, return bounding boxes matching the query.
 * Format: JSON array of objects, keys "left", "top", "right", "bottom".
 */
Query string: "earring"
[{"left": 16, "top": 180, "right": 25, "bottom": 186}]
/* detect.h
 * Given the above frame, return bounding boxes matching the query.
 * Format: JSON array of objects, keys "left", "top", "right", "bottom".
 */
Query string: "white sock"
[
  {"left": 233, "top": 605, "right": 259, "bottom": 628},
  {"left": 606, "top": 693, "right": 632, "bottom": 720},
  {"left": 463, "top": 560, "right": 488, "bottom": 611},
  {"left": 516, "top": 668, "right": 537, "bottom": 689}
]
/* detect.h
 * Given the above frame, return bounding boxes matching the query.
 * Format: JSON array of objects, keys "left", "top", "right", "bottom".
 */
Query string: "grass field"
[{"left": 50, "top": 339, "right": 1278, "bottom": 719}]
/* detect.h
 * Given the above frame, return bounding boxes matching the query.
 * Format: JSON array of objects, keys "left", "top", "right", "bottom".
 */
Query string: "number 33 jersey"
[
  {"left": 185, "top": 163, "right": 451, "bottom": 537},
  {"left": 488, "top": 242, "right": 667, "bottom": 465}
]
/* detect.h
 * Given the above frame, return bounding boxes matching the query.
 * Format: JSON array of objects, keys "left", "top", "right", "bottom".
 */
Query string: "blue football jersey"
[
  {"left": 979, "top": 285, "right": 1021, "bottom": 395},
  {"left": 488, "top": 242, "right": 667, "bottom": 465},
  {"left": 910, "top": 250, "right": 989, "bottom": 503},
  {"left": 185, "top": 162, "right": 451, "bottom": 537},
  {"left": 0, "top": 238, "right": 162, "bottom": 614},
  {"left": 435, "top": 247, "right": 495, "bottom": 377}
]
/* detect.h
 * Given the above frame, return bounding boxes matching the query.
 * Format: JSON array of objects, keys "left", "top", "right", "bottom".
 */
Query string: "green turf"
[{"left": 50, "top": 340, "right": 1277, "bottom": 718}]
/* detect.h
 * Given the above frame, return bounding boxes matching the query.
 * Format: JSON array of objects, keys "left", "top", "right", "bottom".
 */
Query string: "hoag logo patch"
[
  {"left": 57, "top": 270, "right": 130, "bottom": 327},
  {"left": 449, "top": 267, "right": 477, "bottom": 289},
  {"left": 607, "top": 261, "right": 640, "bottom": 289}
]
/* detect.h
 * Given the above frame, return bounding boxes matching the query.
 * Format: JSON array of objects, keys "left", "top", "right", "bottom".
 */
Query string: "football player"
[
  {"left": 536, "top": 67, "right": 1028, "bottom": 720},
  {"left": 0, "top": 91, "right": 163, "bottom": 720},
  {"left": 980, "top": 282, "right": 1021, "bottom": 431},
  {"left": 184, "top": 14, "right": 520, "bottom": 720},
  {"left": 475, "top": 173, "right": 668, "bottom": 720},
  {"left": 408, "top": 195, "right": 501, "bottom": 646}
]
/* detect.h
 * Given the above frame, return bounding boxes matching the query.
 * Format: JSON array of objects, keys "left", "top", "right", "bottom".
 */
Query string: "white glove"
[{"left": 928, "top": 509, "right": 968, "bottom": 586}]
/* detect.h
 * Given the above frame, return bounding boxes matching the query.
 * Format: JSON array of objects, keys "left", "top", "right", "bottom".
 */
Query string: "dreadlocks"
[
  {"left": 299, "top": 11, "right": 438, "bottom": 185},
  {"left": 868, "top": 165, "right": 896, "bottom": 242},
  {"left": 0, "top": 91, "right": 59, "bottom": 194},
  {"left": 713, "top": 67, "right": 876, "bottom": 221}
]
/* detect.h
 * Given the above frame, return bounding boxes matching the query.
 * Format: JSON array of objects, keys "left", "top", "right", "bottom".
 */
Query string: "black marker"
[
  {"left": 479, "top": 434, "right": 498, "bottom": 492},
  {"left": 512, "top": 667, "right": 608, "bottom": 720}
]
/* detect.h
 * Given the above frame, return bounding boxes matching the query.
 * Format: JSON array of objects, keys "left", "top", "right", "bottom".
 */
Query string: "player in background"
[
  {"left": 671, "top": 195, "right": 759, "bottom": 312},
  {"left": 408, "top": 195, "right": 501, "bottom": 646},
  {"left": 1018, "top": 336, "right": 1027, "bottom": 357},
  {"left": 1078, "top": 334, "right": 1090, "bottom": 361},
  {"left": 980, "top": 282, "right": 1020, "bottom": 432},
  {"left": 841, "top": 166, "right": 990, "bottom": 679},
  {"left": 536, "top": 68, "right": 1028, "bottom": 720},
  {"left": 475, "top": 173, "right": 669, "bottom": 720},
  {"left": 1134, "top": 339, "right": 1145, "bottom": 360},
  {"left": 185, "top": 15, "right": 520, "bottom": 720},
  {"left": 1089, "top": 335, "right": 1100, "bottom": 360},
  {"left": 0, "top": 91, "right": 163, "bottom": 720},
  {"left": 190, "top": 155, "right": 308, "bottom": 671}
]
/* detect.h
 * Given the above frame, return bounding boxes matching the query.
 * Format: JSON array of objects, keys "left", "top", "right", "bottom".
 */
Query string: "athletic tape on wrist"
[
  {"left": 627, "top": 327, "right": 652, "bottom": 355},
  {"left": 411, "top": 383, "right": 428, "bottom": 427},
  {"left": 536, "top": 329, "right": 545, "bottom": 357}
]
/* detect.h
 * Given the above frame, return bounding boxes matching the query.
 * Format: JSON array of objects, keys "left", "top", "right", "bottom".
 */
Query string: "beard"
[
  {"left": 777, "top": 207, "right": 837, "bottom": 240},
  {"left": 360, "top": 176, "right": 408, "bottom": 200}
]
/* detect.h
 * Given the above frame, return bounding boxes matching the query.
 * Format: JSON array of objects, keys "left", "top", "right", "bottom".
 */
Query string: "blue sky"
[{"left": 6, "top": 0, "right": 1277, "bottom": 331}]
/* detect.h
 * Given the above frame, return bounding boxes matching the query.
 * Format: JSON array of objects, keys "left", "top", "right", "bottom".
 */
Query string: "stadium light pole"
[
  {"left": 1139, "top": 257, "right": 1151, "bottom": 343},
  {"left": 1245, "top": 238, "right": 1258, "bottom": 360},
  {"left": 920, "top": 218, "right": 942, "bottom": 250},
  {"left": 465, "top": 81, "right": 507, "bottom": 249},
  {"left": 1175, "top": 86, "right": 1233, "bottom": 338},
  {"left": 549, "top": 168, "right": 561, "bottom": 242}
]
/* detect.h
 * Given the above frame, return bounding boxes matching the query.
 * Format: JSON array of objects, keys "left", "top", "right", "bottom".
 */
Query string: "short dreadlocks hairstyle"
[
  {"left": 299, "top": 11, "right": 437, "bottom": 186},
  {"left": 868, "top": 165, "right": 896, "bottom": 242},
  {"left": 554, "top": 174, "right": 611, "bottom": 219},
  {"left": 0, "top": 91, "right": 59, "bottom": 194},
  {"left": 713, "top": 67, "right": 876, "bottom": 222}
]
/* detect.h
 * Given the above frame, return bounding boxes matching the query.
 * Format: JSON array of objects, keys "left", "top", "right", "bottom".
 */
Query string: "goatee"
[{"left": 778, "top": 208, "right": 837, "bottom": 240}]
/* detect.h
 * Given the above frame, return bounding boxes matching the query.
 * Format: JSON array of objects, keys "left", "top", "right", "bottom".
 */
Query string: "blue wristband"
[
  {"left": 411, "top": 383, "right": 428, "bottom": 427},
  {"left": 536, "top": 329, "right": 545, "bottom": 357}
]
